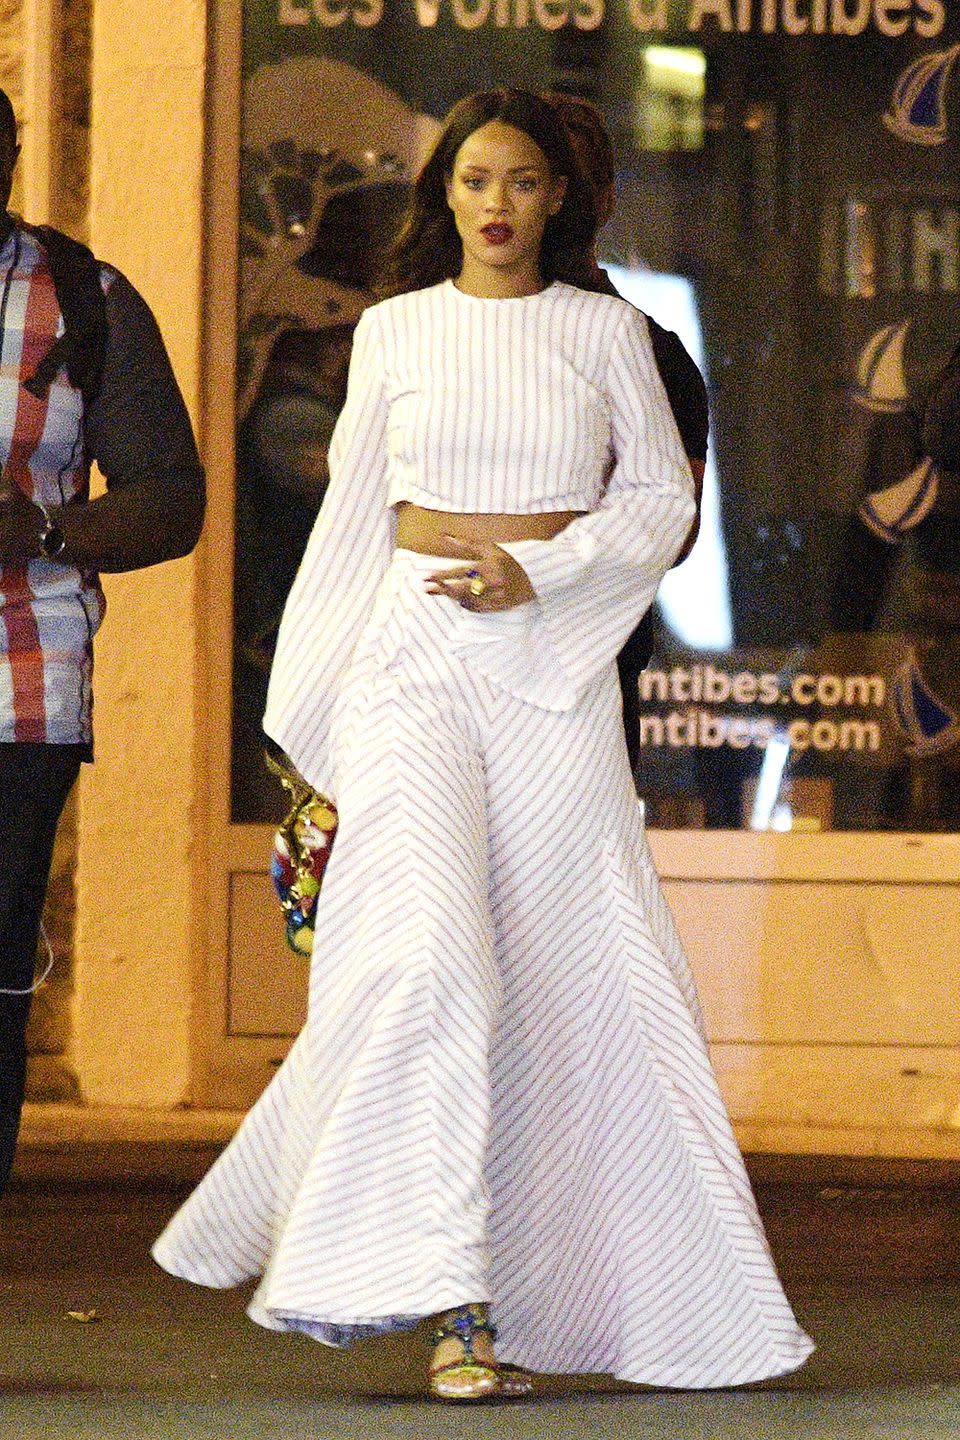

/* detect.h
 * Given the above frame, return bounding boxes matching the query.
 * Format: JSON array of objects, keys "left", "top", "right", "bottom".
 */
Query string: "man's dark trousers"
[{"left": 0, "top": 744, "right": 81, "bottom": 1193}]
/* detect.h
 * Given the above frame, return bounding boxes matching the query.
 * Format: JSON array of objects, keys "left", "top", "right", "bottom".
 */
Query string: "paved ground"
[{"left": 1, "top": 1169, "right": 959, "bottom": 1439}]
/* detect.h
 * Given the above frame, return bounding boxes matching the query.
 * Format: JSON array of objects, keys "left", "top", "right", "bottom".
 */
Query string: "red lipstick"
[{"left": 480, "top": 223, "right": 513, "bottom": 245}]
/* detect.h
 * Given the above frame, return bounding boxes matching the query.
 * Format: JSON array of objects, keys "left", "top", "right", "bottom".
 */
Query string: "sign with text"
[{"left": 232, "top": 1, "right": 960, "bottom": 831}]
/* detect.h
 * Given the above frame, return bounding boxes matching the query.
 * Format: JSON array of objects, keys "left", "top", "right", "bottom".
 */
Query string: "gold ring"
[{"left": 469, "top": 576, "right": 488, "bottom": 597}]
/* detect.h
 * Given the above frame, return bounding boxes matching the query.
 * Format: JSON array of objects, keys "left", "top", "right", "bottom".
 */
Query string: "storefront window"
[{"left": 231, "top": 5, "right": 960, "bottom": 833}]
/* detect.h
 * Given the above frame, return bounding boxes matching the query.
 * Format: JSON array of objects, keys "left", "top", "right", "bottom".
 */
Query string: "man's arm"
[{"left": 0, "top": 271, "right": 204, "bottom": 570}]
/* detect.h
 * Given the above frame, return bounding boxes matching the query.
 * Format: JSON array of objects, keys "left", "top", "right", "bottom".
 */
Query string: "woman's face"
[{"left": 445, "top": 120, "right": 567, "bottom": 290}]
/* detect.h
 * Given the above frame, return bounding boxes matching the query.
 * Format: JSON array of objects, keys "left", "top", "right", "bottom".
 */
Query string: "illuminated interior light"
[
  {"left": 644, "top": 47, "right": 707, "bottom": 82},
  {"left": 749, "top": 737, "right": 791, "bottom": 832},
  {"left": 770, "top": 803, "right": 794, "bottom": 833},
  {"left": 604, "top": 266, "right": 733, "bottom": 653}
]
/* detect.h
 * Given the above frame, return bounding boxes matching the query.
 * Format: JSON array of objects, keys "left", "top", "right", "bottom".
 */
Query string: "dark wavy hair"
[
  {"left": 543, "top": 91, "right": 615, "bottom": 195},
  {"left": 378, "top": 88, "right": 599, "bottom": 299}
]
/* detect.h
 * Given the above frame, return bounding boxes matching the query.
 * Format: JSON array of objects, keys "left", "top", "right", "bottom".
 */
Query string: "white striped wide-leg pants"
[{"left": 152, "top": 551, "right": 814, "bottom": 1384}]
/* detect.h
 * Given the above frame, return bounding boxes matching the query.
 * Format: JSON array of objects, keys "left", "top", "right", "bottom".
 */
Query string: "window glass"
[{"left": 232, "top": 6, "right": 960, "bottom": 833}]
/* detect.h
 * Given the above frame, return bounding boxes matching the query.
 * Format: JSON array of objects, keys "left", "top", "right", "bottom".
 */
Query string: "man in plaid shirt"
[{"left": 0, "top": 90, "right": 205, "bottom": 1191}]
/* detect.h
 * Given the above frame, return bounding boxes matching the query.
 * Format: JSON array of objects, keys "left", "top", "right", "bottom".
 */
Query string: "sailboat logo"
[
  {"left": 858, "top": 458, "right": 939, "bottom": 543},
  {"left": 883, "top": 45, "right": 960, "bottom": 146},
  {"left": 891, "top": 653, "right": 960, "bottom": 757},
  {"left": 851, "top": 320, "right": 911, "bottom": 413}
]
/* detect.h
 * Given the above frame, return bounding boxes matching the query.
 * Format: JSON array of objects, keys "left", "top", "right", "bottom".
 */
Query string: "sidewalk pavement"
[{"left": 3, "top": 1117, "right": 959, "bottom": 1438}]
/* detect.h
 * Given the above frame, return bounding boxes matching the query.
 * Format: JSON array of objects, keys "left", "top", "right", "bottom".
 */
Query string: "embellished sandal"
[
  {"left": 428, "top": 1304, "right": 533, "bottom": 1402},
  {"left": 496, "top": 1362, "right": 535, "bottom": 1399}
]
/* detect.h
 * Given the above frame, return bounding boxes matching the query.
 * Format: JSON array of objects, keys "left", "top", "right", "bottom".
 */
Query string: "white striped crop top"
[
  {"left": 348, "top": 278, "right": 673, "bottom": 515},
  {"left": 266, "top": 277, "right": 696, "bottom": 791}
]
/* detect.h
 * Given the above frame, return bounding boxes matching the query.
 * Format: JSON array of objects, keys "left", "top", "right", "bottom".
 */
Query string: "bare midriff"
[{"left": 395, "top": 502, "right": 584, "bottom": 557}]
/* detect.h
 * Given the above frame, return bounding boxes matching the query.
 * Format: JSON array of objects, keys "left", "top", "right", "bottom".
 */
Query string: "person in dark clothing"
[
  {"left": 546, "top": 93, "right": 708, "bottom": 771},
  {"left": 0, "top": 89, "right": 205, "bottom": 1193}
]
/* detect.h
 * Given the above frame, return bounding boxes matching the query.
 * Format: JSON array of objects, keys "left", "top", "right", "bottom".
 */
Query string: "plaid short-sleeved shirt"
[{"left": 0, "top": 225, "right": 108, "bottom": 745}]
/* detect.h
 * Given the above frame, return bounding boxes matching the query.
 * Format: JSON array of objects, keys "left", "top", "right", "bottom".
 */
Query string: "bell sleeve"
[
  {"left": 490, "top": 305, "right": 696, "bottom": 711},
  {"left": 264, "top": 305, "right": 394, "bottom": 793}
]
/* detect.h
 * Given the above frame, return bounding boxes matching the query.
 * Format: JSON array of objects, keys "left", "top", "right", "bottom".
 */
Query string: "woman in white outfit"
[{"left": 154, "top": 89, "right": 814, "bottom": 1401}]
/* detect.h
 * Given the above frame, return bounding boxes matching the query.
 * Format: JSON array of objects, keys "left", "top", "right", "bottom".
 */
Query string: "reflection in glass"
[
  {"left": 606, "top": 265, "right": 732, "bottom": 653},
  {"left": 637, "top": 46, "right": 706, "bottom": 153},
  {"left": 229, "top": 20, "right": 960, "bottom": 833}
]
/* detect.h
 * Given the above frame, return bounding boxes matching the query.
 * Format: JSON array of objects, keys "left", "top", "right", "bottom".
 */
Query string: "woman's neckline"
[{"left": 445, "top": 278, "right": 559, "bottom": 304}]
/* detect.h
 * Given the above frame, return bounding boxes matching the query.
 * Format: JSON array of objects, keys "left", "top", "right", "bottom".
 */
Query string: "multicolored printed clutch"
[{"left": 266, "top": 752, "right": 338, "bottom": 955}]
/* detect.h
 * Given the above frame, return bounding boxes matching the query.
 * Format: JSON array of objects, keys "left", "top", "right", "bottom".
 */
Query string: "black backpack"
[{"left": 21, "top": 223, "right": 108, "bottom": 409}]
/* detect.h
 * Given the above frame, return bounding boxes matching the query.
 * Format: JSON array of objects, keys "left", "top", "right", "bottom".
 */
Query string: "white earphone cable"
[{"left": 0, "top": 922, "right": 56, "bottom": 995}]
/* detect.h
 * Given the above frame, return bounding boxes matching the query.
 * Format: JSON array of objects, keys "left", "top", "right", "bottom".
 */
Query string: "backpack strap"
[{"left": 21, "top": 223, "right": 108, "bottom": 408}]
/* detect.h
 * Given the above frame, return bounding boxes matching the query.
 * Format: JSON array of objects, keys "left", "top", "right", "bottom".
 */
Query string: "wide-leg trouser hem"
[{"left": 152, "top": 552, "right": 814, "bottom": 1385}]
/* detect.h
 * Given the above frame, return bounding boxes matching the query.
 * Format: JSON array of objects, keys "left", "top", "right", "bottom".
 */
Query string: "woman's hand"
[{"left": 425, "top": 536, "right": 535, "bottom": 611}]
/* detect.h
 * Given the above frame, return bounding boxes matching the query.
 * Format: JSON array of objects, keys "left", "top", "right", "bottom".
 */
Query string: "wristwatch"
[{"left": 36, "top": 501, "right": 67, "bottom": 560}]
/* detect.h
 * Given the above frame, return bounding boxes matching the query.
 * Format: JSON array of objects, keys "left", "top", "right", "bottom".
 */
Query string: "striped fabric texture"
[
  {"left": 380, "top": 279, "right": 634, "bottom": 516},
  {"left": 0, "top": 225, "right": 108, "bottom": 744},
  {"left": 263, "top": 282, "right": 696, "bottom": 793},
  {"left": 153, "top": 553, "right": 814, "bottom": 1385},
  {"left": 154, "top": 279, "right": 813, "bottom": 1384}
]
